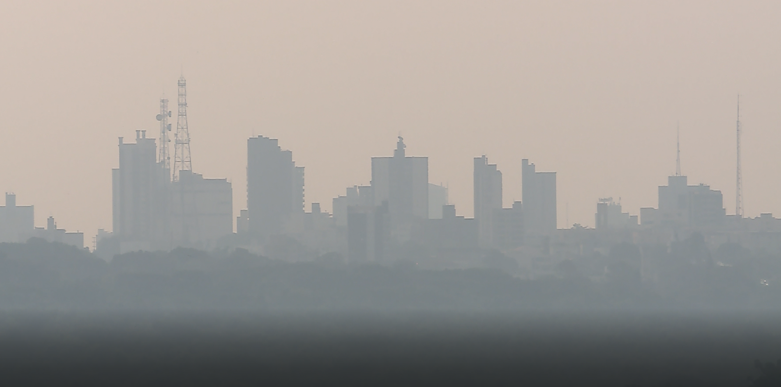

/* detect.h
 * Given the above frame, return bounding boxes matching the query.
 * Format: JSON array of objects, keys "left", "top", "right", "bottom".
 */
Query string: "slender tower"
[
  {"left": 675, "top": 122, "right": 681, "bottom": 176},
  {"left": 156, "top": 98, "right": 172, "bottom": 176},
  {"left": 736, "top": 95, "right": 743, "bottom": 218},
  {"left": 173, "top": 75, "right": 192, "bottom": 180}
]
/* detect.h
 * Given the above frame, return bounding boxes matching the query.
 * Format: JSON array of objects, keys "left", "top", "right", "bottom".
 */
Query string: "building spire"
[
  {"left": 736, "top": 94, "right": 743, "bottom": 218},
  {"left": 675, "top": 122, "right": 681, "bottom": 176}
]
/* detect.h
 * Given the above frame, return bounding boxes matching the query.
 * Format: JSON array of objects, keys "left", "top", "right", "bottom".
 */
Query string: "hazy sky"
[{"left": 2, "top": 1, "right": 780, "bottom": 239}]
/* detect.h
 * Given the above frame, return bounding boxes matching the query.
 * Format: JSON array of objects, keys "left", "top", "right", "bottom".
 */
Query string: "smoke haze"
[{"left": 2, "top": 1, "right": 781, "bottom": 237}]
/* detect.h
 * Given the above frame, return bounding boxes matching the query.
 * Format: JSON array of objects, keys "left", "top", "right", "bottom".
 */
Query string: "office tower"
[
  {"left": 112, "top": 130, "right": 169, "bottom": 249},
  {"left": 347, "top": 200, "right": 389, "bottom": 263},
  {"left": 522, "top": 159, "right": 557, "bottom": 235},
  {"left": 293, "top": 166, "right": 305, "bottom": 213},
  {"left": 333, "top": 185, "right": 374, "bottom": 227},
  {"left": 492, "top": 201, "right": 524, "bottom": 250},
  {"left": 0, "top": 193, "right": 34, "bottom": 243},
  {"left": 170, "top": 170, "right": 233, "bottom": 248},
  {"left": 474, "top": 156, "right": 503, "bottom": 247},
  {"left": 370, "top": 137, "right": 428, "bottom": 240},
  {"left": 247, "top": 136, "right": 304, "bottom": 239},
  {"left": 428, "top": 183, "right": 448, "bottom": 220},
  {"left": 415, "top": 204, "right": 479, "bottom": 250},
  {"left": 595, "top": 198, "right": 637, "bottom": 230},
  {"left": 236, "top": 209, "right": 249, "bottom": 234},
  {"left": 657, "top": 175, "right": 725, "bottom": 229}
]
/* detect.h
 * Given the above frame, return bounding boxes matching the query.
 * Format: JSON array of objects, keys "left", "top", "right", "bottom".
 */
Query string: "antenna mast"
[
  {"left": 675, "top": 122, "right": 681, "bottom": 176},
  {"left": 173, "top": 75, "right": 192, "bottom": 181},
  {"left": 156, "top": 98, "right": 171, "bottom": 178},
  {"left": 736, "top": 95, "right": 743, "bottom": 218}
]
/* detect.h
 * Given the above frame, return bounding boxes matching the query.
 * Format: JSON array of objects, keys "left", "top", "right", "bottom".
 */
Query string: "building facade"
[
  {"left": 370, "top": 137, "right": 428, "bottom": 241},
  {"left": 656, "top": 175, "right": 725, "bottom": 230},
  {"left": 112, "top": 130, "right": 170, "bottom": 250},
  {"left": 0, "top": 193, "right": 34, "bottom": 243},
  {"left": 474, "top": 156, "right": 503, "bottom": 247},
  {"left": 522, "top": 159, "right": 557, "bottom": 235},
  {"left": 246, "top": 136, "right": 304, "bottom": 240},
  {"left": 170, "top": 170, "right": 233, "bottom": 249},
  {"left": 428, "top": 183, "right": 448, "bottom": 220}
]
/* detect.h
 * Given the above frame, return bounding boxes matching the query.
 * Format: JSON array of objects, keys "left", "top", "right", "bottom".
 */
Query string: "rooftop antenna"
[
  {"left": 156, "top": 97, "right": 172, "bottom": 179},
  {"left": 675, "top": 122, "right": 681, "bottom": 176},
  {"left": 736, "top": 95, "right": 743, "bottom": 218},
  {"left": 173, "top": 75, "right": 192, "bottom": 181}
]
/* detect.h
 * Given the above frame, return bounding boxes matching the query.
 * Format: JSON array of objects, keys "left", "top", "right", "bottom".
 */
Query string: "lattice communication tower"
[
  {"left": 156, "top": 98, "right": 172, "bottom": 177},
  {"left": 736, "top": 95, "right": 743, "bottom": 218},
  {"left": 173, "top": 76, "right": 192, "bottom": 180}
]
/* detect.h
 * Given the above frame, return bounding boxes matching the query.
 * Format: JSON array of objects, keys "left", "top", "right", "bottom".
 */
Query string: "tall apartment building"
[
  {"left": 492, "top": 201, "right": 524, "bottom": 250},
  {"left": 170, "top": 170, "right": 233, "bottom": 248},
  {"left": 654, "top": 175, "right": 725, "bottom": 229},
  {"left": 595, "top": 198, "right": 637, "bottom": 230},
  {"left": 347, "top": 201, "right": 390, "bottom": 263},
  {"left": 370, "top": 137, "right": 428, "bottom": 241},
  {"left": 474, "top": 156, "right": 503, "bottom": 247},
  {"left": 246, "top": 136, "right": 304, "bottom": 239},
  {"left": 428, "top": 183, "right": 448, "bottom": 220},
  {"left": 333, "top": 185, "right": 374, "bottom": 227},
  {"left": 0, "top": 193, "right": 34, "bottom": 243},
  {"left": 522, "top": 159, "right": 557, "bottom": 235},
  {"left": 112, "top": 130, "right": 169, "bottom": 250}
]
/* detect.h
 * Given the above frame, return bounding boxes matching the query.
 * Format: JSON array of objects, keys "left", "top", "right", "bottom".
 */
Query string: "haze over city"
[
  {"left": 5, "top": 2, "right": 781, "bottom": 385},
  {"left": 2, "top": 1, "right": 781, "bottom": 239}
]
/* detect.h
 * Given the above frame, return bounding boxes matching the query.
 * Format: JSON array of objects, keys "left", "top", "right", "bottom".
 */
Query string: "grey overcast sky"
[{"left": 1, "top": 1, "right": 780, "bottom": 238}]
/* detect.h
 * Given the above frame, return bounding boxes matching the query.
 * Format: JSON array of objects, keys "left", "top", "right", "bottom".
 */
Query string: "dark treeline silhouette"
[
  {"left": 2, "top": 238, "right": 781, "bottom": 385},
  {"left": 0, "top": 235, "right": 779, "bottom": 311}
]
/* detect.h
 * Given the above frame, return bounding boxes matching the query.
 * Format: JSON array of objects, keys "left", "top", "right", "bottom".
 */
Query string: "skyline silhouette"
[{"left": 1, "top": 2, "right": 780, "bottom": 240}]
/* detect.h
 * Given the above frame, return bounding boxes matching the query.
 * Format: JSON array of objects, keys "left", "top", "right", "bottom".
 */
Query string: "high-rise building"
[
  {"left": 236, "top": 209, "right": 249, "bottom": 234},
  {"left": 246, "top": 136, "right": 304, "bottom": 239},
  {"left": 0, "top": 193, "right": 34, "bottom": 243},
  {"left": 170, "top": 170, "right": 233, "bottom": 248},
  {"left": 112, "top": 130, "right": 169, "bottom": 250},
  {"left": 428, "top": 183, "right": 448, "bottom": 220},
  {"left": 491, "top": 201, "right": 524, "bottom": 250},
  {"left": 595, "top": 198, "right": 637, "bottom": 230},
  {"left": 333, "top": 185, "right": 374, "bottom": 227},
  {"left": 293, "top": 166, "right": 305, "bottom": 213},
  {"left": 522, "top": 159, "right": 557, "bottom": 235},
  {"left": 347, "top": 201, "right": 389, "bottom": 263},
  {"left": 415, "top": 204, "right": 479, "bottom": 250},
  {"left": 370, "top": 137, "right": 428, "bottom": 241},
  {"left": 657, "top": 175, "right": 725, "bottom": 229},
  {"left": 474, "top": 156, "right": 503, "bottom": 247}
]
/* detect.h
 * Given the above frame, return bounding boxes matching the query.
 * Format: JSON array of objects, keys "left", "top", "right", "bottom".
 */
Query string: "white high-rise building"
[
  {"left": 522, "top": 159, "right": 557, "bottom": 235},
  {"left": 112, "top": 130, "right": 169, "bottom": 250},
  {"left": 246, "top": 136, "right": 304, "bottom": 239},
  {"left": 370, "top": 137, "right": 428, "bottom": 241},
  {"left": 170, "top": 170, "right": 233, "bottom": 249},
  {"left": 474, "top": 156, "right": 502, "bottom": 247},
  {"left": 0, "top": 193, "right": 34, "bottom": 243}
]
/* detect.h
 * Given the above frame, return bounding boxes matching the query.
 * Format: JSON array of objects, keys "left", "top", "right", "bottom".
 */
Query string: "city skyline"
[
  {"left": 0, "top": 84, "right": 768, "bottom": 239},
  {"left": 1, "top": 1, "right": 780, "bottom": 239},
  {"left": 4, "top": 3, "right": 781, "bottom": 384}
]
